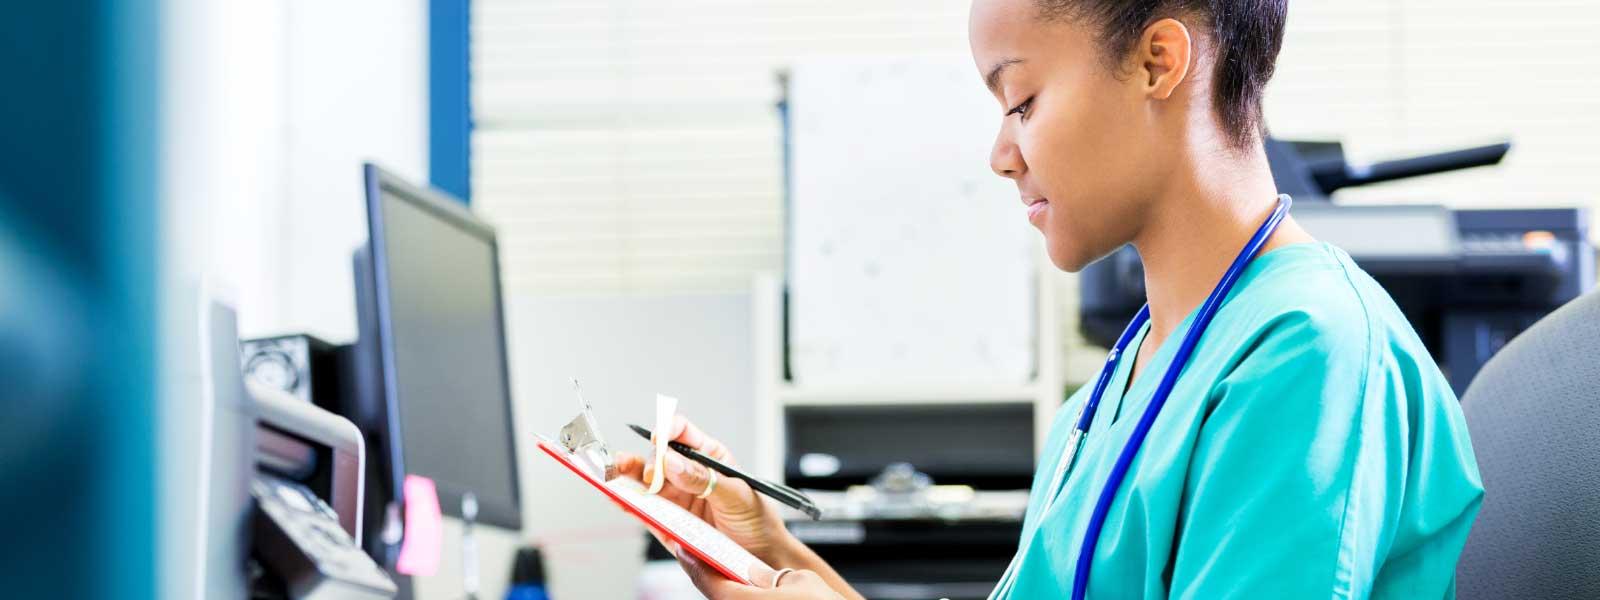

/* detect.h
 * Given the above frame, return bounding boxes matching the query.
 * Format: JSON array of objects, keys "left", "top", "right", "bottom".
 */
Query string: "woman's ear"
[{"left": 1136, "top": 18, "right": 1193, "bottom": 100}]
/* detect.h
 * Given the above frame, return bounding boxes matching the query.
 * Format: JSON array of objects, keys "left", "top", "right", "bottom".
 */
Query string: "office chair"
[{"left": 1456, "top": 290, "right": 1600, "bottom": 599}]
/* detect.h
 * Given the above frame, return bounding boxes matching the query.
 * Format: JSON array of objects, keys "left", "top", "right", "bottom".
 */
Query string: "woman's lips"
[{"left": 1026, "top": 199, "right": 1049, "bottom": 225}]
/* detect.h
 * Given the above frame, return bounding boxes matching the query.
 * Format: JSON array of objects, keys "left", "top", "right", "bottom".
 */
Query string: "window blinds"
[
  {"left": 471, "top": 0, "right": 976, "bottom": 295},
  {"left": 473, "top": 0, "right": 1600, "bottom": 296}
]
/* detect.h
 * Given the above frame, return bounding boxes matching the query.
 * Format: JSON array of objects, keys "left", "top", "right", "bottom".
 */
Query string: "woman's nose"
[{"left": 990, "top": 129, "right": 1025, "bottom": 180}]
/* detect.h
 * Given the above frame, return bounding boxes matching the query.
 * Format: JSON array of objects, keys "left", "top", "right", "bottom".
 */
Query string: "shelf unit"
[{"left": 749, "top": 261, "right": 1066, "bottom": 482}]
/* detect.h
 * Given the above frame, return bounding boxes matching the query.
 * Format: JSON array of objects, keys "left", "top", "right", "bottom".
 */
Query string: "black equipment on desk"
[
  {"left": 791, "top": 519, "right": 1020, "bottom": 600},
  {"left": 785, "top": 403, "right": 1035, "bottom": 491},
  {"left": 778, "top": 403, "right": 1036, "bottom": 600},
  {"left": 242, "top": 334, "right": 341, "bottom": 407},
  {"left": 1079, "top": 139, "right": 1596, "bottom": 394}
]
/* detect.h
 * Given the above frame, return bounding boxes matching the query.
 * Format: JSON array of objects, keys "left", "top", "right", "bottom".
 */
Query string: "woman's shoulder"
[
  {"left": 1227, "top": 242, "right": 1373, "bottom": 347},
  {"left": 1218, "top": 241, "right": 1442, "bottom": 385}
]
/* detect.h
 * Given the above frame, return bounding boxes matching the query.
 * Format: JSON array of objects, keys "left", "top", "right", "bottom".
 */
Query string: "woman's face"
[{"left": 970, "top": 0, "right": 1178, "bottom": 272}]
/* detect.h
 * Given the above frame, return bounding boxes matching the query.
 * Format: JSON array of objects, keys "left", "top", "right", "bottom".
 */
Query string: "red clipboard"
[{"left": 536, "top": 437, "right": 769, "bottom": 585}]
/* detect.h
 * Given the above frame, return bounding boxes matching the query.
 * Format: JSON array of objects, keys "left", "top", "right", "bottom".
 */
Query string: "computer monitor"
[{"left": 348, "top": 163, "right": 523, "bottom": 553}]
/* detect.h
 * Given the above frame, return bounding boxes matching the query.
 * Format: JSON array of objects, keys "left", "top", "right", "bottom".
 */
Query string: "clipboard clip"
[{"left": 558, "top": 379, "right": 617, "bottom": 481}]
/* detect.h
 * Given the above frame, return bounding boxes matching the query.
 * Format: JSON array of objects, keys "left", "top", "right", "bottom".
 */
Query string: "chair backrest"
[{"left": 1456, "top": 291, "right": 1600, "bottom": 599}]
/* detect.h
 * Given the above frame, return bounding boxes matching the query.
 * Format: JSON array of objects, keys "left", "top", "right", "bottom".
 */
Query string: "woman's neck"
[{"left": 1130, "top": 148, "right": 1314, "bottom": 344}]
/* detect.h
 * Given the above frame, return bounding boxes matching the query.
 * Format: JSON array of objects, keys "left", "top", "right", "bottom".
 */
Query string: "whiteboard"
[{"left": 788, "top": 58, "right": 1037, "bottom": 387}]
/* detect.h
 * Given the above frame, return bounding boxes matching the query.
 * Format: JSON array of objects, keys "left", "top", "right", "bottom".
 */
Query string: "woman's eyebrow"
[{"left": 985, "top": 58, "right": 1025, "bottom": 93}]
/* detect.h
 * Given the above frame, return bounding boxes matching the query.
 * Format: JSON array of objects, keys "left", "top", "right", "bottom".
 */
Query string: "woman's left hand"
[{"left": 676, "top": 548, "right": 845, "bottom": 600}]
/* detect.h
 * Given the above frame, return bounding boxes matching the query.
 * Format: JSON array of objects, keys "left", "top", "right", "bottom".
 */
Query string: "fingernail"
[{"left": 667, "top": 453, "right": 686, "bottom": 476}]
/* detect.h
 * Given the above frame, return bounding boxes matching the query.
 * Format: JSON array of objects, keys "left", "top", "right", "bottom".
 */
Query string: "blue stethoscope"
[{"left": 990, "top": 195, "right": 1293, "bottom": 600}]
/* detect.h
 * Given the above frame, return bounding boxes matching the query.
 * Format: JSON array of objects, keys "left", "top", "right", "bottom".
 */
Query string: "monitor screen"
[{"left": 368, "top": 165, "right": 522, "bottom": 530}]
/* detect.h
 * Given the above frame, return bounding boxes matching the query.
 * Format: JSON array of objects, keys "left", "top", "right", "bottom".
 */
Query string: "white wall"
[
  {"left": 158, "top": 1, "right": 290, "bottom": 598},
  {"left": 179, "top": 0, "right": 429, "bottom": 343},
  {"left": 279, "top": 0, "right": 429, "bottom": 343}
]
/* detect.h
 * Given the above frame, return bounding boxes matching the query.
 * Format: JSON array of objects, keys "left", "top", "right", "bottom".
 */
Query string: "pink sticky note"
[{"left": 396, "top": 475, "right": 443, "bottom": 576}]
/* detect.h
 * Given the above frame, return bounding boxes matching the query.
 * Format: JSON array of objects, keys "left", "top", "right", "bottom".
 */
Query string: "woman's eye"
[{"left": 1006, "top": 97, "right": 1033, "bottom": 119}]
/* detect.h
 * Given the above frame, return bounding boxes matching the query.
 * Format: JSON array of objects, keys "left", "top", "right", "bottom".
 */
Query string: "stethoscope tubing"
[{"left": 1069, "top": 196, "right": 1293, "bottom": 600}]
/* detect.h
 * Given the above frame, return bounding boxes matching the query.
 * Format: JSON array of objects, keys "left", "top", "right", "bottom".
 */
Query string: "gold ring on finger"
[{"left": 696, "top": 469, "right": 718, "bottom": 499}]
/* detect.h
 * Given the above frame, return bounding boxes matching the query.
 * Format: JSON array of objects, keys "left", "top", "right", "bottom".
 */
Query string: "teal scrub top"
[{"left": 1004, "top": 242, "right": 1484, "bottom": 599}]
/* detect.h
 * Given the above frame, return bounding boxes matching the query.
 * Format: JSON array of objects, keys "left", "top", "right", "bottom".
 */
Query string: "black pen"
[{"left": 629, "top": 424, "right": 822, "bottom": 520}]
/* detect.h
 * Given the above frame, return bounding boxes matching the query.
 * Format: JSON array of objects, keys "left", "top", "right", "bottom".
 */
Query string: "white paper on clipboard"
[{"left": 535, "top": 435, "right": 770, "bottom": 585}]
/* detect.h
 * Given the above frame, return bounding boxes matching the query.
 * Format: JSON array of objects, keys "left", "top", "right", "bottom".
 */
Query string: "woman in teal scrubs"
[{"left": 616, "top": 0, "right": 1484, "bottom": 597}]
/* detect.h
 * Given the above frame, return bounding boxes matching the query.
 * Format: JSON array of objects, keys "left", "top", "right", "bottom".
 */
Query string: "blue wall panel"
[
  {"left": 430, "top": 0, "right": 472, "bottom": 203},
  {"left": 0, "top": 0, "right": 160, "bottom": 597}
]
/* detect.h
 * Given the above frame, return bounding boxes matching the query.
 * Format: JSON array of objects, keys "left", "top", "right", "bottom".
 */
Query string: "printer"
[
  {"left": 192, "top": 296, "right": 396, "bottom": 600},
  {"left": 1079, "top": 139, "right": 1596, "bottom": 393},
  {"left": 249, "top": 380, "right": 398, "bottom": 600}
]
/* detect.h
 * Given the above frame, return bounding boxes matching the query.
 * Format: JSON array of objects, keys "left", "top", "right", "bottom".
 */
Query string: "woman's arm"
[{"left": 1167, "top": 314, "right": 1481, "bottom": 598}]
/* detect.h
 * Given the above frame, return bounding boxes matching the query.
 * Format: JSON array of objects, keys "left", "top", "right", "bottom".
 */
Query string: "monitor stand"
[{"left": 461, "top": 493, "right": 481, "bottom": 600}]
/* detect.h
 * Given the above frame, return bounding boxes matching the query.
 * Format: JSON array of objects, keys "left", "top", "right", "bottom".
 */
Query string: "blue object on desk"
[{"left": 506, "top": 546, "right": 550, "bottom": 600}]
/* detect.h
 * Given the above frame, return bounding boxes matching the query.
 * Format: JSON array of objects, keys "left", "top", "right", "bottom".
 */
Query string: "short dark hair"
[{"left": 1037, "top": 0, "right": 1287, "bottom": 149}]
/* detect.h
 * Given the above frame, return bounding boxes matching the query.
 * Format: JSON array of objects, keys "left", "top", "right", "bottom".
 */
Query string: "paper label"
[{"left": 647, "top": 394, "right": 679, "bottom": 495}]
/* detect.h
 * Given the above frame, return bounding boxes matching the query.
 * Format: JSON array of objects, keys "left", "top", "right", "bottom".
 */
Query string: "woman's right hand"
[{"left": 613, "top": 415, "right": 795, "bottom": 565}]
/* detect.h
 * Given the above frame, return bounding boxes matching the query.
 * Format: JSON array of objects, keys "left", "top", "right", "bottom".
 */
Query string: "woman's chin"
[{"left": 1044, "top": 238, "right": 1095, "bottom": 273}]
